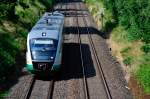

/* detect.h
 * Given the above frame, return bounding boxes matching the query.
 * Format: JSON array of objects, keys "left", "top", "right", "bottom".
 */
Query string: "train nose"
[
  {"left": 38, "top": 63, "right": 48, "bottom": 70},
  {"left": 32, "top": 62, "right": 54, "bottom": 71}
]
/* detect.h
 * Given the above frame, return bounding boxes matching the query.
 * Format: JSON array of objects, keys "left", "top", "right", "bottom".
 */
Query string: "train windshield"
[{"left": 30, "top": 38, "right": 58, "bottom": 60}]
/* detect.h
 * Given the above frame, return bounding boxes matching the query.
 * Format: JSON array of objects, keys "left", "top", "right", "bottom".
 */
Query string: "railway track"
[
  {"left": 46, "top": 80, "right": 55, "bottom": 99},
  {"left": 75, "top": 2, "right": 90, "bottom": 99},
  {"left": 53, "top": 1, "right": 90, "bottom": 99},
  {"left": 66, "top": 1, "right": 112, "bottom": 99},
  {"left": 23, "top": 76, "right": 35, "bottom": 99},
  {"left": 23, "top": 76, "right": 54, "bottom": 99},
  {"left": 77, "top": 2, "right": 112, "bottom": 99}
]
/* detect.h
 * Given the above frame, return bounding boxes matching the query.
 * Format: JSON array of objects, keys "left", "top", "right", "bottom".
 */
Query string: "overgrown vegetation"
[
  {"left": 0, "top": 0, "right": 16, "bottom": 20},
  {"left": 0, "top": 0, "right": 54, "bottom": 89},
  {"left": 105, "top": 0, "right": 150, "bottom": 43},
  {"left": 86, "top": 0, "right": 150, "bottom": 95},
  {"left": 136, "top": 57, "right": 150, "bottom": 93}
]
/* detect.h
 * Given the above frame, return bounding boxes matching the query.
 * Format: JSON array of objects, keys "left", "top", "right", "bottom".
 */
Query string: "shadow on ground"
[{"left": 58, "top": 43, "right": 96, "bottom": 80}]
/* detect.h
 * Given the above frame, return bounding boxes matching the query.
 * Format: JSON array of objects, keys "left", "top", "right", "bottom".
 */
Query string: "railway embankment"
[{"left": 85, "top": 0, "right": 150, "bottom": 98}]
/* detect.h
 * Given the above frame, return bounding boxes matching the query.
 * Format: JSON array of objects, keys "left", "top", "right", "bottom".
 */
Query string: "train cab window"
[{"left": 30, "top": 38, "right": 58, "bottom": 60}]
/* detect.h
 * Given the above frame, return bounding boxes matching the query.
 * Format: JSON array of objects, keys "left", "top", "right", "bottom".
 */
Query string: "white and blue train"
[{"left": 26, "top": 12, "right": 64, "bottom": 73}]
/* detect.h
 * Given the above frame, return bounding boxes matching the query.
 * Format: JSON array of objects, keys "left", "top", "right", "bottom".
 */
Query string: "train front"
[
  {"left": 26, "top": 12, "right": 64, "bottom": 74},
  {"left": 26, "top": 36, "right": 58, "bottom": 73}
]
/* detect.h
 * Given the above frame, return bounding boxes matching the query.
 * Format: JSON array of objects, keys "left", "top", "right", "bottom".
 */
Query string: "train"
[{"left": 26, "top": 11, "right": 64, "bottom": 73}]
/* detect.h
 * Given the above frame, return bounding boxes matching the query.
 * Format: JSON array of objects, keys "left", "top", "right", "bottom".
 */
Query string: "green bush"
[
  {"left": 0, "top": 1, "right": 16, "bottom": 20},
  {"left": 136, "top": 64, "right": 150, "bottom": 94},
  {"left": 0, "top": 34, "right": 19, "bottom": 82},
  {"left": 141, "top": 44, "right": 150, "bottom": 53},
  {"left": 123, "top": 56, "right": 133, "bottom": 65},
  {"left": 16, "top": 27, "right": 28, "bottom": 38},
  {"left": 104, "top": 0, "right": 150, "bottom": 43},
  {"left": 19, "top": 0, "right": 30, "bottom": 8},
  {"left": 15, "top": 5, "right": 39, "bottom": 27},
  {"left": 15, "top": 0, "right": 54, "bottom": 28},
  {"left": 40, "top": 0, "right": 54, "bottom": 11}
]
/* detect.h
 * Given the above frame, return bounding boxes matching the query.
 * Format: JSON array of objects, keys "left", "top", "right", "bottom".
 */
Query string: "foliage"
[
  {"left": 104, "top": 0, "right": 150, "bottom": 43},
  {"left": 0, "top": 33, "right": 19, "bottom": 81},
  {"left": 111, "top": 26, "right": 129, "bottom": 43},
  {"left": 141, "top": 44, "right": 150, "bottom": 53},
  {"left": 141, "top": 53, "right": 150, "bottom": 64},
  {"left": 136, "top": 63, "right": 150, "bottom": 94},
  {"left": 15, "top": 5, "right": 38, "bottom": 27},
  {"left": 104, "top": 1, "right": 150, "bottom": 93},
  {"left": 121, "top": 47, "right": 133, "bottom": 65},
  {"left": 40, "top": 0, "right": 54, "bottom": 11},
  {"left": 123, "top": 57, "right": 133, "bottom": 65},
  {"left": 0, "top": 1, "right": 16, "bottom": 20}
]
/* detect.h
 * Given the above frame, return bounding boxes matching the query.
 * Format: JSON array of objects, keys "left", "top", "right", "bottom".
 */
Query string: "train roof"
[{"left": 28, "top": 12, "right": 64, "bottom": 40}]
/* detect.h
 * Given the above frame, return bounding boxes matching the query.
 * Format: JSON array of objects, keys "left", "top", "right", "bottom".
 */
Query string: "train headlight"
[{"left": 50, "top": 56, "right": 54, "bottom": 60}]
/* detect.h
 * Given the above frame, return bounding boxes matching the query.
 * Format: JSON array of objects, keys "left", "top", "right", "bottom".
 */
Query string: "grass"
[
  {"left": 111, "top": 26, "right": 145, "bottom": 68},
  {"left": 136, "top": 61, "right": 150, "bottom": 94}
]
